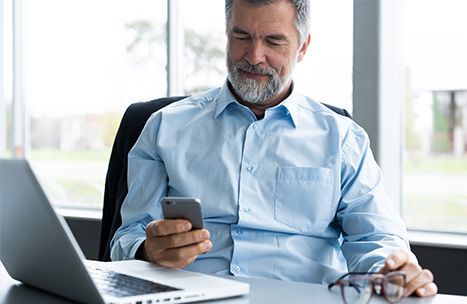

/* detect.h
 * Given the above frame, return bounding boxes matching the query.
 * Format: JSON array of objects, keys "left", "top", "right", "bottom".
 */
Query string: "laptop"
[{"left": 0, "top": 159, "right": 249, "bottom": 304}]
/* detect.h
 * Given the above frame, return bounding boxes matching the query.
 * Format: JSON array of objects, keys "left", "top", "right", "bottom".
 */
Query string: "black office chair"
[{"left": 98, "top": 96, "right": 352, "bottom": 261}]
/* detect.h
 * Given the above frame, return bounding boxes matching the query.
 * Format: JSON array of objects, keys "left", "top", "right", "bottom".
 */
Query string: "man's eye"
[
  {"left": 267, "top": 39, "right": 282, "bottom": 46},
  {"left": 232, "top": 33, "right": 249, "bottom": 40}
]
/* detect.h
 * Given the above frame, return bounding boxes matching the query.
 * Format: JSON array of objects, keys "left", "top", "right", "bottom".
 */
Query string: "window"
[
  {"left": 1, "top": 0, "right": 352, "bottom": 212},
  {"left": 402, "top": 0, "right": 467, "bottom": 232},
  {"left": 0, "top": 0, "right": 12, "bottom": 158},
  {"left": 295, "top": 0, "right": 353, "bottom": 112},
  {"left": 181, "top": 0, "right": 226, "bottom": 95},
  {"left": 16, "top": 0, "right": 167, "bottom": 210}
]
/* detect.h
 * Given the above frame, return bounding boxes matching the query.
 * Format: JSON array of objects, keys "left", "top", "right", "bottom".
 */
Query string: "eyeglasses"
[{"left": 328, "top": 271, "right": 406, "bottom": 304}]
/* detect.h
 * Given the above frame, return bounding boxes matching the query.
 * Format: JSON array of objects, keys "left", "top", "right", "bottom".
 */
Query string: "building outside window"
[{"left": 402, "top": 0, "right": 467, "bottom": 232}]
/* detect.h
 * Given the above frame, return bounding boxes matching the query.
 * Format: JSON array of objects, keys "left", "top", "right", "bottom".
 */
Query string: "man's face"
[{"left": 226, "top": 0, "right": 309, "bottom": 105}]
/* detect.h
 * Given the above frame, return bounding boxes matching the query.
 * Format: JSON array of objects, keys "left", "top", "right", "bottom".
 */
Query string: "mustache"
[{"left": 234, "top": 62, "right": 277, "bottom": 78}]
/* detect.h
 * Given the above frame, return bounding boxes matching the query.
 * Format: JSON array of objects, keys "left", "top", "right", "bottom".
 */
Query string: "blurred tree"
[
  {"left": 405, "top": 88, "right": 420, "bottom": 152},
  {"left": 125, "top": 20, "right": 225, "bottom": 94},
  {"left": 432, "top": 97, "right": 451, "bottom": 153},
  {"left": 125, "top": 20, "right": 166, "bottom": 67}
]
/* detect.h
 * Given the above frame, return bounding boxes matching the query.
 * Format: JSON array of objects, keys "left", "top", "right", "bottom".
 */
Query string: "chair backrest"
[{"left": 98, "top": 96, "right": 352, "bottom": 261}]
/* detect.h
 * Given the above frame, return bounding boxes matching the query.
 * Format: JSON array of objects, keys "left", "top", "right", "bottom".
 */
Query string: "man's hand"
[
  {"left": 143, "top": 219, "right": 212, "bottom": 269},
  {"left": 384, "top": 250, "right": 437, "bottom": 297}
]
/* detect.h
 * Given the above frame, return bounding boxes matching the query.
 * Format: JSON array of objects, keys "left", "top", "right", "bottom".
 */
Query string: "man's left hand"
[{"left": 384, "top": 250, "right": 438, "bottom": 297}]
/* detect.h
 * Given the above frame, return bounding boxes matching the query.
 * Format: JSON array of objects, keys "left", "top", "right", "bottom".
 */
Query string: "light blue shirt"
[{"left": 111, "top": 81, "right": 412, "bottom": 284}]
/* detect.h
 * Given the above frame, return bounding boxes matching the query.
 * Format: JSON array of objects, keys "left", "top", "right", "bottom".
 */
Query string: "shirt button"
[
  {"left": 236, "top": 228, "right": 243, "bottom": 235},
  {"left": 235, "top": 266, "right": 241, "bottom": 272},
  {"left": 246, "top": 165, "right": 253, "bottom": 172},
  {"left": 252, "top": 123, "right": 258, "bottom": 130},
  {"left": 243, "top": 207, "right": 250, "bottom": 213}
]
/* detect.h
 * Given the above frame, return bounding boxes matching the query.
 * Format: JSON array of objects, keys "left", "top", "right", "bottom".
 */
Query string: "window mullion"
[
  {"left": 353, "top": 0, "right": 403, "bottom": 212},
  {"left": 167, "top": 0, "right": 184, "bottom": 96},
  {"left": 12, "top": 0, "right": 28, "bottom": 158},
  {"left": 0, "top": 0, "right": 5, "bottom": 157}
]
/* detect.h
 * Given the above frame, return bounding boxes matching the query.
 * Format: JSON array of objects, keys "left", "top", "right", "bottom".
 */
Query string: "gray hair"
[{"left": 225, "top": 0, "right": 310, "bottom": 43}]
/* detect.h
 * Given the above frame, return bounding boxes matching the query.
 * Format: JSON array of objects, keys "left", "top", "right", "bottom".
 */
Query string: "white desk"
[{"left": 1, "top": 262, "right": 465, "bottom": 304}]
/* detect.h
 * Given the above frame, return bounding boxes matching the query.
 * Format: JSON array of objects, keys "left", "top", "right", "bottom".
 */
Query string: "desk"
[{"left": 1, "top": 262, "right": 465, "bottom": 304}]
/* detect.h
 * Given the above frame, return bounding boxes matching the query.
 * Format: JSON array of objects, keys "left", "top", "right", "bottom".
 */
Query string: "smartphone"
[{"left": 161, "top": 197, "right": 204, "bottom": 229}]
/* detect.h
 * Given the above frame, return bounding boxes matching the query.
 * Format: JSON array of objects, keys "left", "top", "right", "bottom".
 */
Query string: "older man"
[{"left": 111, "top": 0, "right": 437, "bottom": 297}]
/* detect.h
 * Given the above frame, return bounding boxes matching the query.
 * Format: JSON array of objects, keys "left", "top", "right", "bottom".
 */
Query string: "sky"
[{"left": 2, "top": 0, "right": 467, "bottom": 118}]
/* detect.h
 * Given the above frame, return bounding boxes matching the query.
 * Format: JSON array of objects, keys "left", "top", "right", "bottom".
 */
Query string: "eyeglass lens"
[
  {"left": 341, "top": 276, "right": 373, "bottom": 304},
  {"left": 341, "top": 273, "right": 405, "bottom": 304},
  {"left": 382, "top": 273, "right": 405, "bottom": 302}
]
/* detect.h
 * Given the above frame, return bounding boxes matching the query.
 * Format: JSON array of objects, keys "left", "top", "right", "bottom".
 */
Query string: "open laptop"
[{"left": 0, "top": 159, "right": 249, "bottom": 304}]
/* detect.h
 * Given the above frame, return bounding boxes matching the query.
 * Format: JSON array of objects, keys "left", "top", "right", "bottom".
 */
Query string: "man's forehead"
[{"left": 228, "top": 0, "right": 299, "bottom": 39}]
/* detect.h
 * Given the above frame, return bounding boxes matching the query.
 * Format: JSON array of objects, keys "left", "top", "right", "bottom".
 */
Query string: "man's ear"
[{"left": 297, "top": 34, "right": 311, "bottom": 62}]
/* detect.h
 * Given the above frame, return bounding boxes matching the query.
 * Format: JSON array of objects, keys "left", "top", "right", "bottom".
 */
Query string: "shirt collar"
[
  {"left": 270, "top": 82, "right": 301, "bottom": 128},
  {"left": 214, "top": 80, "right": 302, "bottom": 128},
  {"left": 214, "top": 81, "right": 239, "bottom": 119}
]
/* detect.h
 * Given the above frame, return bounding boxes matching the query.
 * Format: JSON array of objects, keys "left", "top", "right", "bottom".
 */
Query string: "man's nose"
[{"left": 245, "top": 41, "right": 266, "bottom": 66}]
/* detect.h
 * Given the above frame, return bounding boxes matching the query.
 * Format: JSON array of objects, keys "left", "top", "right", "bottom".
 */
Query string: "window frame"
[
  {"left": 3, "top": 0, "right": 467, "bottom": 244},
  {"left": 0, "top": 0, "right": 5, "bottom": 156},
  {"left": 353, "top": 0, "right": 467, "bottom": 244}
]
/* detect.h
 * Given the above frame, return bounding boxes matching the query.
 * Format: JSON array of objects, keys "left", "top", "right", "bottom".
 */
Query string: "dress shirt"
[{"left": 111, "top": 81, "right": 412, "bottom": 284}]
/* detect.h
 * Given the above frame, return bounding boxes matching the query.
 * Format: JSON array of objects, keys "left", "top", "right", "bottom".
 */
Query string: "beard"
[{"left": 227, "top": 58, "right": 294, "bottom": 105}]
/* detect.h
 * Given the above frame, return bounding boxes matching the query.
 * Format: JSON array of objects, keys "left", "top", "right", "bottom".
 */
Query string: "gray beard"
[{"left": 227, "top": 61, "right": 292, "bottom": 105}]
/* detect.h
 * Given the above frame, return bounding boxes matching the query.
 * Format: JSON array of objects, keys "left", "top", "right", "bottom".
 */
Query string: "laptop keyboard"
[{"left": 88, "top": 266, "right": 182, "bottom": 298}]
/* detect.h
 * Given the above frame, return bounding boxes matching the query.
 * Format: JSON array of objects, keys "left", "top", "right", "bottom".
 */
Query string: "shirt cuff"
[{"left": 129, "top": 237, "right": 146, "bottom": 259}]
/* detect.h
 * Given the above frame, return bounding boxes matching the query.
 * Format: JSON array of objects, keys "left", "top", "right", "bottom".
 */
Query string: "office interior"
[{"left": 1, "top": 0, "right": 466, "bottom": 297}]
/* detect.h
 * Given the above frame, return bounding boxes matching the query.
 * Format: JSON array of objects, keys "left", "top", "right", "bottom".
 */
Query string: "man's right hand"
[{"left": 142, "top": 219, "right": 212, "bottom": 269}]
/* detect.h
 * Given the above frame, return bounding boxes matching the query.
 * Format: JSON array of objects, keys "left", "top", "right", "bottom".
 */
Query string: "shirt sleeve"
[
  {"left": 337, "top": 124, "right": 416, "bottom": 273},
  {"left": 110, "top": 112, "right": 168, "bottom": 261}
]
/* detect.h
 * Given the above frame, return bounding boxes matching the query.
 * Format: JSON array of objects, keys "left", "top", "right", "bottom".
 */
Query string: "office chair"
[{"left": 98, "top": 96, "right": 352, "bottom": 261}]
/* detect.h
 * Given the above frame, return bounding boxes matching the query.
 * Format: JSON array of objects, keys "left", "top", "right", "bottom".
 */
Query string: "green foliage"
[
  {"left": 404, "top": 91, "right": 420, "bottom": 151},
  {"left": 405, "top": 156, "right": 467, "bottom": 173},
  {"left": 432, "top": 97, "right": 451, "bottom": 153},
  {"left": 404, "top": 192, "right": 467, "bottom": 232}
]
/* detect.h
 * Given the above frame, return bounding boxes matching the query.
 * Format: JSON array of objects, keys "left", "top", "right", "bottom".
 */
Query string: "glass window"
[
  {"left": 6, "top": 0, "right": 354, "bottom": 213},
  {"left": 181, "top": 0, "right": 226, "bottom": 94},
  {"left": 294, "top": 0, "right": 353, "bottom": 112},
  {"left": 403, "top": 0, "right": 467, "bottom": 232},
  {"left": 21, "top": 0, "right": 167, "bottom": 210},
  {"left": 1, "top": 0, "right": 13, "bottom": 158}
]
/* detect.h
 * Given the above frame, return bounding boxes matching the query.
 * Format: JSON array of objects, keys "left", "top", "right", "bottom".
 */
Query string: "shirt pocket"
[{"left": 275, "top": 166, "right": 335, "bottom": 233}]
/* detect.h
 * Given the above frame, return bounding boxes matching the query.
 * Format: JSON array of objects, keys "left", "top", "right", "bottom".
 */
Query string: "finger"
[
  {"left": 158, "top": 255, "right": 198, "bottom": 269},
  {"left": 403, "top": 269, "right": 434, "bottom": 297},
  {"left": 147, "top": 219, "right": 192, "bottom": 237},
  {"left": 415, "top": 282, "right": 438, "bottom": 297},
  {"left": 397, "top": 262, "right": 422, "bottom": 283},
  {"left": 156, "top": 229, "right": 210, "bottom": 250},
  {"left": 385, "top": 250, "right": 410, "bottom": 271},
  {"left": 160, "top": 240, "right": 212, "bottom": 264}
]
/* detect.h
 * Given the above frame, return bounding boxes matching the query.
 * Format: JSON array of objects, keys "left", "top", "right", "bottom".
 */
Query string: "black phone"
[{"left": 161, "top": 197, "right": 204, "bottom": 229}]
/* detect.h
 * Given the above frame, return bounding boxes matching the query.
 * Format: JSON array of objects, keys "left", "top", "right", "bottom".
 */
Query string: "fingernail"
[
  {"left": 204, "top": 241, "right": 212, "bottom": 250},
  {"left": 202, "top": 231, "right": 210, "bottom": 240},
  {"left": 387, "top": 258, "right": 395, "bottom": 268},
  {"left": 184, "top": 222, "right": 192, "bottom": 230},
  {"left": 418, "top": 288, "right": 426, "bottom": 296}
]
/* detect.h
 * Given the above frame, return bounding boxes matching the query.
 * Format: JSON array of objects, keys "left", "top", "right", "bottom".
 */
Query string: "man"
[{"left": 111, "top": 0, "right": 437, "bottom": 297}]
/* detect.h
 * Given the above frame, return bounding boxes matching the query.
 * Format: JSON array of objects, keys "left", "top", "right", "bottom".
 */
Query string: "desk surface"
[{"left": 1, "top": 262, "right": 465, "bottom": 304}]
